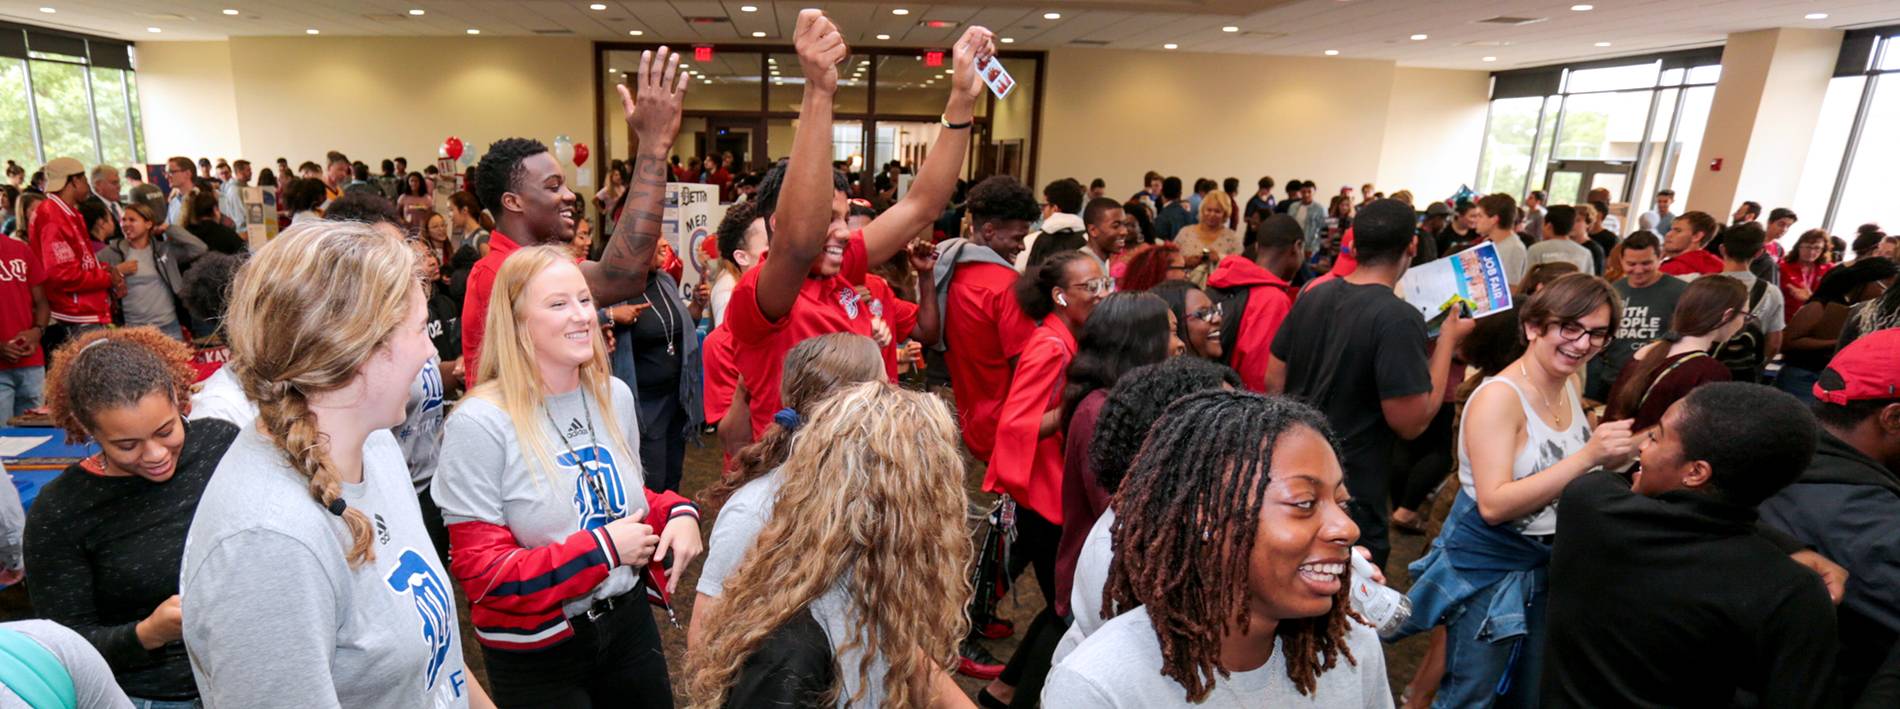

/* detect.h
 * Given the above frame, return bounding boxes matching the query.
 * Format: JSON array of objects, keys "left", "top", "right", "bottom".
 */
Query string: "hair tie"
[
  {"left": 773, "top": 407, "right": 802, "bottom": 431},
  {"left": 326, "top": 498, "right": 348, "bottom": 517}
]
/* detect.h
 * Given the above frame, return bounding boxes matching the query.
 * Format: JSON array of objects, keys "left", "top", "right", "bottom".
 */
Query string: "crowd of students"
[{"left": 0, "top": 8, "right": 1897, "bottom": 708}]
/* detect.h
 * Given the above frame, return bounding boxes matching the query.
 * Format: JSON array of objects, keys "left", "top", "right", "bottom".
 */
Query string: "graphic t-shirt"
[
  {"left": 1594, "top": 275, "right": 1689, "bottom": 394},
  {"left": 394, "top": 357, "right": 448, "bottom": 493},
  {"left": 0, "top": 235, "right": 45, "bottom": 369}
]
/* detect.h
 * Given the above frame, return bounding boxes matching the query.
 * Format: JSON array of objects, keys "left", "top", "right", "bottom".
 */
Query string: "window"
[
  {"left": 1791, "top": 28, "right": 1900, "bottom": 236},
  {"left": 0, "top": 24, "right": 146, "bottom": 167}
]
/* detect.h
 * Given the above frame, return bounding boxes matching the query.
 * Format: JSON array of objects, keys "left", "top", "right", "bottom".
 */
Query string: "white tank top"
[{"left": 1456, "top": 376, "right": 1591, "bottom": 537}]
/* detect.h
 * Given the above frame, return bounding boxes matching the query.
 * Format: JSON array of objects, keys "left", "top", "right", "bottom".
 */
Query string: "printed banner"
[{"left": 1395, "top": 240, "right": 1513, "bottom": 334}]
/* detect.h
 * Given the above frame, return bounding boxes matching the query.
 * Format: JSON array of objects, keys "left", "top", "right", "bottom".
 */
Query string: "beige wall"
[
  {"left": 137, "top": 41, "right": 243, "bottom": 160},
  {"left": 1377, "top": 67, "right": 1492, "bottom": 202},
  {"left": 1687, "top": 28, "right": 1842, "bottom": 216},
  {"left": 138, "top": 36, "right": 595, "bottom": 181},
  {"left": 1036, "top": 47, "right": 1489, "bottom": 203}
]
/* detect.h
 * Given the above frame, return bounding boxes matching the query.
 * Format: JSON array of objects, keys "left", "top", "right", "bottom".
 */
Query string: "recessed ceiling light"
[
  {"left": 467, "top": 28, "right": 480, "bottom": 34},
  {"left": 751, "top": 31, "right": 766, "bottom": 37},
  {"left": 628, "top": 29, "right": 643, "bottom": 36},
  {"left": 1805, "top": 12, "right": 1829, "bottom": 20},
  {"left": 1410, "top": 33, "right": 1428, "bottom": 41},
  {"left": 1482, "top": 56, "right": 1497, "bottom": 62},
  {"left": 876, "top": 33, "right": 891, "bottom": 40},
  {"left": 409, "top": 9, "right": 425, "bottom": 16},
  {"left": 306, "top": 28, "right": 320, "bottom": 34},
  {"left": 1163, "top": 43, "right": 1178, "bottom": 49},
  {"left": 222, "top": 8, "right": 239, "bottom": 15},
  {"left": 1044, "top": 12, "right": 1061, "bottom": 20},
  {"left": 38, "top": 7, "right": 54, "bottom": 13},
  {"left": 1000, "top": 37, "right": 1015, "bottom": 43},
  {"left": 1594, "top": 41, "right": 1611, "bottom": 47},
  {"left": 1222, "top": 26, "right": 1239, "bottom": 32},
  {"left": 589, "top": 3, "right": 607, "bottom": 10},
  {"left": 740, "top": 4, "right": 757, "bottom": 11},
  {"left": 1324, "top": 49, "right": 1339, "bottom": 56},
  {"left": 146, "top": 27, "right": 161, "bottom": 33},
  {"left": 1570, "top": 3, "right": 1594, "bottom": 10},
  {"left": 892, "top": 8, "right": 909, "bottom": 15}
]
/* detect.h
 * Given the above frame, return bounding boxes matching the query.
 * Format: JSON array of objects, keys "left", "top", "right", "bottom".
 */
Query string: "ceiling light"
[
  {"left": 1594, "top": 41, "right": 1611, "bottom": 47},
  {"left": 1482, "top": 56, "right": 1497, "bottom": 62},
  {"left": 409, "top": 9, "right": 425, "bottom": 16},
  {"left": 38, "top": 7, "right": 54, "bottom": 13},
  {"left": 1324, "top": 49, "right": 1339, "bottom": 55},
  {"left": 892, "top": 8, "right": 910, "bottom": 15},
  {"left": 1000, "top": 37, "right": 1015, "bottom": 43},
  {"left": 1570, "top": 3, "right": 1593, "bottom": 10},
  {"left": 467, "top": 28, "right": 481, "bottom": 34},
  {"left": 1163, "top": 43, "right": 1178, "bottom": 49},
  {"left": 306, "top": 28, "right": 320, "bottom": 34},
  {"left": 222, "top": 9, "right": 239, "bottom": 15},
  {"left": 752, "top": 31, "right": 766, "bottom": 37},
  {"left": 1805, "top": 12, "right": 1829, "bottom": 20},
  {"left": 740, "top": 4, "right": 757, "bottom": 11},
  {"left": 628, "top": 29, "right": 643, "bottom": 36},
  {"left": 876, "top": 33, "right": 891, "bottom": 40},
  {"left": 589, "top": 3, "right": 607, "bottom": 10},
  {"left": 1222, "top": 26, "right": 1239, "bottom": 33},
  {"left": 1043, "top": 12, "right": 1061, "bottom": 19},
  {"left": 147, "top": 27, "right": 162, "bottom": 33},
  {"left": 1410, "top": 33, "right": 1428, "bottom": 41}
]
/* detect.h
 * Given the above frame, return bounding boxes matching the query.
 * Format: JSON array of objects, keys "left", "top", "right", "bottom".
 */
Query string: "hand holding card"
[
  {"left": 949, "top": 25, "right": 998, "bottom": 102},
  {"left": 974, "top": 54, "right": 1017, "bottom": 99}
]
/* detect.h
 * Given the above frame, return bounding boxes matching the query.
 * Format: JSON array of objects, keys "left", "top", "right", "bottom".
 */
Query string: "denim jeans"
[
  {"left": 0, "top": 366, "right": 44, "bottom": 418},
  {"left": 128, "top": 698, "right": 201, "bottom": 709},
  {"left": 1434, "top": 567, "right": 1549, "bottom": 709}
]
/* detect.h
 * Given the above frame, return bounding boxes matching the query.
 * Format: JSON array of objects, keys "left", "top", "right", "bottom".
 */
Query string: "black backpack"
[{"left": 1715, "top": 278, "right": 1771, "bottom": 383}]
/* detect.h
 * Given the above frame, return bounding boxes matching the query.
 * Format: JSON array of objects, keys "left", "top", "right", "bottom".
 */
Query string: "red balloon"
[
  {"left": 443, "top": 136, "right": 464, "bottom": 161},
  {"left": 573, "top": 143, "right": 590, "bottom": 167}
]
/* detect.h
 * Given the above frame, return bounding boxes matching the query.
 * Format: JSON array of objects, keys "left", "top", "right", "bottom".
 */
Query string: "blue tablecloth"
[{"left": 2, "top": 427, "right": 96, "bottom": 512}]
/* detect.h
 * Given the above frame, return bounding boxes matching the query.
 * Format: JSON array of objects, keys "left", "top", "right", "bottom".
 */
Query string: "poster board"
[
  {"left": 241, "top": 185, "right": 277, "bottom": 249},
  {"left": 664, "top": 182, "right": 725, "bottom": 293}
]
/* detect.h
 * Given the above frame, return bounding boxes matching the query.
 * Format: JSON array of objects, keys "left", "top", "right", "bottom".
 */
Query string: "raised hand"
[
  {"left": 794, "top": 9, "right": 848, "bottom": 94},
  {"left": 949, "top": 25, "right": 998, "bottom": 101},
  {"left": 619, "top": 46, "right": 689, "bottom": 146}
]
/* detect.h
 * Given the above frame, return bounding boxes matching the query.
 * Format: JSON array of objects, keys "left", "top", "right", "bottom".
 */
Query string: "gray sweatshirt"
[
  {"left": 181, "top": 427, "right": 470, "bottom": 709},
  {"left": 0, "top": 620, "right": 132, "bottom": 709}
]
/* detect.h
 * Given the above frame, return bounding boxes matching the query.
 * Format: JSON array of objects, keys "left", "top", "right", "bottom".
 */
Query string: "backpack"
[{"left": 1715, "top": 278, "right": 1770, "bottom": 383}]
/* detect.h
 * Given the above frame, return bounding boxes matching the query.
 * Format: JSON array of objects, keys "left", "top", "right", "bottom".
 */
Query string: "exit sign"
[
  {"left": 924, "top": 50, "right": 944, "bottom": 67},
  {"left": 694, "top": 45, "right": 714, "bottom": 62}
]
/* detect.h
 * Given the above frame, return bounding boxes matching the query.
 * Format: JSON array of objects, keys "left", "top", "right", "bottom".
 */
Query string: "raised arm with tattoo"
[{"left": 585, "top": 46, "right": 688, "bottom": 305}]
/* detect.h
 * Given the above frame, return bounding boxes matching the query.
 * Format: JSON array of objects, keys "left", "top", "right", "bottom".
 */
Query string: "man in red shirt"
[
  {"left": 1660, "top": 211, "right": 1724, "bottom": 277},
  {"left": 933, "top": 176, "right": 1039, "bottom": 461},
  {"left": 31, "top": 157, "right": 119, "bottom": 360},
  {"left": 460, "top": 47, "right": 688, "bottom": 386},
  {"left": 1206, "top": 213, "right": 1302, "bottom": 392},
  {"left": 0, "top": 222, "right": 48, "bottom": 416},
  {"left": 725, "top": 11, "right": 991, "bottom": 439}
]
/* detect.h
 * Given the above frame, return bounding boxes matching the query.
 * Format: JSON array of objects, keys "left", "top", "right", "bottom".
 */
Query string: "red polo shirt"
[
  {"left": 460, "top": 230, "right": 524, "bottom": 387},
  {"left": 726, "top": 233, "right": 874, "bottom": 438},
  {"left": 863, "top": 274, "right": 919, "bottom": 382},
  {"left": 0, "top": 236, "right": 45, "bottom": 369},
  {"left": 943, "top": 262, "right": 1037, "bottom": 462},
  {"left": 986, "top": 317, "right": 1076, "bottom": 525},
  {"left": 700, "top": 324, "right": 738, "bottom": 423}
]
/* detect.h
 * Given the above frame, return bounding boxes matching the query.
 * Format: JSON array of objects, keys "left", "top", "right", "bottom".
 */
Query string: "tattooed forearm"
[{"left": 588, "top": 153, "right": 670, "bottom": 302}]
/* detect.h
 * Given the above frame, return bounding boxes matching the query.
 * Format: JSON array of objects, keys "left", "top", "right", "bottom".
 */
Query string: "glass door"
[{"left": 1543, "top": 159, "right": 1634, "bottom": 205}]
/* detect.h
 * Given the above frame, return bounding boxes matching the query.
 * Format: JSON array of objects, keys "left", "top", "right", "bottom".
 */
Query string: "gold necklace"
[{"left": 1518, "top": 360, "right": 1564, "bottom": 423}]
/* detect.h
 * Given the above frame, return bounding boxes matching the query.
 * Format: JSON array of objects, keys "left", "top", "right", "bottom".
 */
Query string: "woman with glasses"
[
  {"left": 1149, "top": 280, "right": 1222, "bottom": 362},
  {"left": 1398, "top": 273, "right": 1637, "bottom": 706},
  {"left": 978, "top": 250, "right": 1106, "bottom": 708},
  {"left": 1606, "top": 276, "right": 1750, "bottom": 432}
]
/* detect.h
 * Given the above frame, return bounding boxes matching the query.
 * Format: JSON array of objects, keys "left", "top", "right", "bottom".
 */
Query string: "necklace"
[
  {"left": 1518, "top": 360, "right": 1565, "bottom": 424},
  {"left": 541, "top": 390, "right": 622, "bottom": 523},
  {"left": 639, "top": 287, "right": 676, "bottom": 356}
]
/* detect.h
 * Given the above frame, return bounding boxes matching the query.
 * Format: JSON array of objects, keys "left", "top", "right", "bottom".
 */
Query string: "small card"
[{"left": 974, "top": 54, "right": 1016, "bottom": 100}]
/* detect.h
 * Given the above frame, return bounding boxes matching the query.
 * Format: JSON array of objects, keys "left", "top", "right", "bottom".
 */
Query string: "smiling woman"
[{"left": 22, "top": 326, "right": 241, "bottom": 705}]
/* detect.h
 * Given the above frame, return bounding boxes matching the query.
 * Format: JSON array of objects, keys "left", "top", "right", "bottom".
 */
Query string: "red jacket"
[
  {"left": 1207, "top": 256, "right": 1295, "bottom": 393},
  {"left": 30, "top": 196, "right": 113, "bottom": 325},
  {"left": 986, "top": 318, "right": 1075, "bottom": 525},
  {"left": 1659, "top": 249, "right": 1723, "bottom": 277},
  {"left": 446, "top": 490, "right": 698, "bottom": 650}
]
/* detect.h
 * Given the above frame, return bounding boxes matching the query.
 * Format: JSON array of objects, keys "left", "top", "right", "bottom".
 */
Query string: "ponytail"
[
  {"left": 1604, "top": 335, "right": 1683, "bottom": 422},
  {"left": 254, "top": 387, "right": 376, "bottom": 566}
]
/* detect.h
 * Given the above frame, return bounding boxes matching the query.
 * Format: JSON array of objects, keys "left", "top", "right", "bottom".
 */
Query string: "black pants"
[
  {"left": 481, "top": 594, "right": 674, "bottom": 708},
  {"left": 997, "top": 506, "right": 1063, "bottom": 706},
  {"left": 637, "top": 391, "right": 686, "bottom": 493},
  {"left": 1389, "top": 406, "right": 1456, "bottom": 512},
  {"left": 42, "top": 322, "right": 104, "bottom": 366}
]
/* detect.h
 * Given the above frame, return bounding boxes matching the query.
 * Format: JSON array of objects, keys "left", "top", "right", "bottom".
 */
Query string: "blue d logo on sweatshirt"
[
  {"left": 562, "top": 446, "right": 628, "bottom": 530},
  {"left": 384, "top": 548, "right": 453, "bottom": 691}
]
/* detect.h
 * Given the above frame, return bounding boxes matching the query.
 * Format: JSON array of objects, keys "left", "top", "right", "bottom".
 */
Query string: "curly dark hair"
[
  {"left": 967, "top": 175, "right": 1039, "bottom": 226},
  {"left": 715, "top": 199, "right": 761, "bottom": 264},
  {"left": 1105, "top": 389, "right": 1361, "bottom": 701},
  {"left": 475, "top": 137, "right": 549, "bottom": 218},
  {"left": 321, "top": 190, "right": 400, "bottom": 226},
  {"left": 280, "top": 177, "right": 328, "bottom": 214},
  {"left": 45, "top": 327, "right": 198, "bottom": 443},
  {"left": 1089, "top": 356, "right": 1240, "bottom": 494},
  {"left": 752, "top": 159, "right": 848, "bottom": 221},
  {"left": 183, "top": 251, "right": 247, "bottom": 328}
]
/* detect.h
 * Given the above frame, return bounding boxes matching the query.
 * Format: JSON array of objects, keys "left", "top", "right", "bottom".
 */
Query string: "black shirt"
[
  {"left": 1270, "top": 279, "right": 1431, "bottom": 500},
  {"left": 624, "top": 276, "right": 684, "bottom": 398},
  {"left": 425, "top": 291, "right": 461, "bottom": 364},
  {"left": 724, "top": 608, "right": 835, "bottom": 708},
  {"left": 1542, "top": 470, "right": 1839, "bottom": 708},
  {"left": 186, "top": 222, "right": 246, "bottom": 255},
  {"left": 23, "top": 418, "right": 241, "bottom": 700}
]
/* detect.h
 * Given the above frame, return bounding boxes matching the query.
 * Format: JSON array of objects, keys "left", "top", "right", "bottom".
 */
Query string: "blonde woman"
[
  {"left": 181, "top": 221, "right": 491, "bottom": 708},
  {"left": 432, "top": 244, "right": 701, "bottom": 705},
  {"left": 686, "top": 381, "right": 972, "bottom": 708},
  {"left": 1175, "top": 190, "right": 1242, "bottom": 284}
]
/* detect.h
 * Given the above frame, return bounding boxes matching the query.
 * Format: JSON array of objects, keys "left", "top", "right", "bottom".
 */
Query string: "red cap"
[
  {"left": 1815, "top": 329, "right": 1900, "bottom": 405},
  {"left": 1331, "top": 227, "right": 1359, "bottom": 277}
]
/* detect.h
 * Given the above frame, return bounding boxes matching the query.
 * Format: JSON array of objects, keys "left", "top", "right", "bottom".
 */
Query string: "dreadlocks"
[{"left": 1104, "top": 389, "right": 1362, "bottom": 701}]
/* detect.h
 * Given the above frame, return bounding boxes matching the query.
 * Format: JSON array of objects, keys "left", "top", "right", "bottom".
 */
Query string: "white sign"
[{"left": 664, "top": 182, "right": 725, "bottom": 292}]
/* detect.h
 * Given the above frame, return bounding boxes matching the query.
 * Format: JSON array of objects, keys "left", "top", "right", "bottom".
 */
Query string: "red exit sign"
[
  {"left": 924, "top": 49, "right": 944, "bottom": 67},
  {"left": 694, "top": 45, "right": 714, "bottom": 62}
]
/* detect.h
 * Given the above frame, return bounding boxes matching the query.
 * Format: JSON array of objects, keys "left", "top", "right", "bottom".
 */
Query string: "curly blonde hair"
[{"left": 685, "top": 382, "right": 971, "bottom": 707}]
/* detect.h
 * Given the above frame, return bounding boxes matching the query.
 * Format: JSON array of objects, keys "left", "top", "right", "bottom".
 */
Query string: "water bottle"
[{"left": 1348, "top": 552, "right": 1412, "bottom": 639}]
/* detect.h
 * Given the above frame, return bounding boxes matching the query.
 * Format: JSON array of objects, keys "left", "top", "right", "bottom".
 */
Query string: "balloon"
[
  {"left": 459, "top": 150, "right": 476, "bottom": 167},
  {"left": 443, "top": 136, "right": 464, "bottom": 161},
  {"left": 552, "top": 134, "right": 574, "bottom": 165},
  {"left": 573, "top": 143, "right": 590, "bottom": 167}
]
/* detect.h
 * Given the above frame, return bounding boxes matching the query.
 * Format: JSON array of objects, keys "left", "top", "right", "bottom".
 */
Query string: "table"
[{"left": 2, "top": 427, "right": 96, "bottom": 513}]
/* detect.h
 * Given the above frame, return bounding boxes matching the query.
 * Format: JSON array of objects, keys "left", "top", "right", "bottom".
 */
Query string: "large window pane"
[
  {"left": 30, "top": 60, "right": 96, "bottom": 163},
  {"left": 1564, "top": 62, "right": 1659, "bottom": 93},
  {"left": 1630, "top": 87, "right": 1679, "bottom": 206},
  {"left": 1525, "top": 95, "right": 1562, "bottom": 198},
  {"left": 768, "top": 53, "right": 867, "bottom": 113},
  {"left": 1659, "top": 85, "right": 1714, "bottom": 205},
  {"left": 0, "top": 58, "right": 34, "bottom": 165},
  {"left": 1553, "top": 90, "right": 1652, "bottom": 160},
  {"left": 1791, "top": 76, "right": 1865, "bottom": 242},
  {"left": 682, "top": 53, "right": 761, "bottom": 112},
  {"left": 90, "top": 67, "right": 133, "bottom": 169},
  {"left": 125, "top": 71, "right": 143, "bottom": 163},
  {"left": 1833, "top": 76, "right": 1899, "bottom": 238},
  {"left": 1474, "top": 96, "right": 1543, "bottom": 195}
]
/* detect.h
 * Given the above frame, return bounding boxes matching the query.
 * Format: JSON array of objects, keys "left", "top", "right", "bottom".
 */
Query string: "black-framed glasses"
[
  {"left": 1190, "top": 302, "right": 1223, "bottom": 322},
  {"left": 1552, "top": 320, "right": 1613, "bottom": 347}
]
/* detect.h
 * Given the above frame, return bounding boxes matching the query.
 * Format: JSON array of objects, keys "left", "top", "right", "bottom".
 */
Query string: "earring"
[{"left": 1055, "top": 293, "right": 1068, "bottom": 307}]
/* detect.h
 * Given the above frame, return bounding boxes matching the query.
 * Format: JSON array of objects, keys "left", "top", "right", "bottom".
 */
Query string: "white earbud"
[{"left": 1055, "top": 293, "right": 1068, "bottom": 307}]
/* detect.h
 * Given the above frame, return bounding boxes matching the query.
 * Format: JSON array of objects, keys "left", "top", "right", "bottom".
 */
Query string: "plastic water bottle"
[{"left": 1348, "top": 552, "right": 1412, "bottom": 639}]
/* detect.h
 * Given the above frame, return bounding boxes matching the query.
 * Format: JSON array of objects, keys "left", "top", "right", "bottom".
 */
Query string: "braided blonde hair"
[{"left": 225, "top": 220, "right": 418, "bottom": 567}]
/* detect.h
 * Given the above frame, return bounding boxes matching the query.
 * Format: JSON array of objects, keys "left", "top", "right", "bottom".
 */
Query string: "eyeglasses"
[
  {"left": 1067, "top": 277, "right": 1113, "bottom": 295},
  {"left": 1552, "top": 320, "right": 1613, "bottom": 347},
  {"left": 1190, "top": 302, "right": 1223, "bottom": 322}
]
